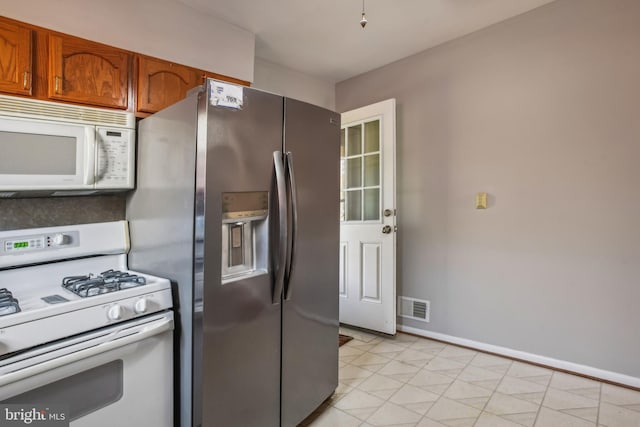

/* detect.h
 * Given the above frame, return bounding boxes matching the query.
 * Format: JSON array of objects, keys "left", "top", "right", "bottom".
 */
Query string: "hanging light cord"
[{"left": 360, "top": 0, "right": 368, "bottom": 28}]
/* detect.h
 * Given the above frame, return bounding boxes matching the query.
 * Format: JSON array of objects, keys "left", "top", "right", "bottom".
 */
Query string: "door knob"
[{"left": 382, "top": 225, "right": 392, "bottom": 234}]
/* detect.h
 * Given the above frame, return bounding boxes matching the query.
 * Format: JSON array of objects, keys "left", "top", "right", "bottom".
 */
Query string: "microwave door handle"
[
  {"left": 95, "top": 131, "right": 108, "bottom": 181},
  {"left": 83, "top": 127, "right": 96, "bottom": 186}
]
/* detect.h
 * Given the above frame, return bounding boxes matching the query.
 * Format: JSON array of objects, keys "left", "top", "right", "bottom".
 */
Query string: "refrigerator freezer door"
[
  {"left": 281, "top": 99, "right": 340, "bottom": 426},
  {"left": 199, "top": 84, "right": 283, "bottom": 427}
]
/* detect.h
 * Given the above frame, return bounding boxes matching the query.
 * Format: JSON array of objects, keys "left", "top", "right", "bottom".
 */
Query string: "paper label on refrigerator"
[{"left": 210, "top": 82, "right": 243, "bottom": 109}]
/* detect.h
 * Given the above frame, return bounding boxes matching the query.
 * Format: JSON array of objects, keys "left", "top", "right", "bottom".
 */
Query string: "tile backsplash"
[{"left": 0, "top": 195, "right": 126, "bottom": 231}]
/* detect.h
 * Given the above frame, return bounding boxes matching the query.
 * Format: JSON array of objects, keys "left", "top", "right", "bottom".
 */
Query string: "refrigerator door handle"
[
  {"left": 284, "top": 151, "right": 298, "bottom": 300},
  {"left": 272, "top": 151, "right": 288, "bottom": 304}
]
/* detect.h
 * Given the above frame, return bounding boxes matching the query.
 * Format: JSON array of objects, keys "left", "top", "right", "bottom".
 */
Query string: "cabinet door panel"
[
  {"left": 0, "top": 19, "right": 32, "bottom": 95},
  {"left": 137, "top": 56, "right": 203, "bottom": 113},
  {"left": 48, "top": 35, "right": 130, "bottom": 109}
]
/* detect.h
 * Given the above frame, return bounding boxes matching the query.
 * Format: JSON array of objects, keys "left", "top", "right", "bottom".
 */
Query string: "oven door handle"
[{"left": 0, "top": 316, "right": 173, "bottom": 388}]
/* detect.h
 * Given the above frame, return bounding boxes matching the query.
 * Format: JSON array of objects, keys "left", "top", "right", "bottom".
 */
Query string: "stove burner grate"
[
  {"left": 0, "top": 288, "right": 21, "bottom": 316},
  {"left": 62, "top": 269, "right": 147, "bottom": 298}
]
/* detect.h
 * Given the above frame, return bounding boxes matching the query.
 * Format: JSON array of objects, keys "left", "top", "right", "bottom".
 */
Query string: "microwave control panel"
[{"left": 95, "top": 127, "right": 135, "bottom": 189}]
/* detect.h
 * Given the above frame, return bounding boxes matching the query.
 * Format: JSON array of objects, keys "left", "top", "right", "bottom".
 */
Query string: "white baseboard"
[{"left": 397, "top": 324, "right": 640, "bottom": 389}]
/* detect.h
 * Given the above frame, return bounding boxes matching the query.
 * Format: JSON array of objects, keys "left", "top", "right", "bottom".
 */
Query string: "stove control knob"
[
  {"left": 134, "top": 298, "right": 148, "bottom": 314},
  {"left": 107, "top": 304, "right": 122, "bottom": 321},
  {"left": 51, "top": 234, "right": 70, "bottom": 246}
]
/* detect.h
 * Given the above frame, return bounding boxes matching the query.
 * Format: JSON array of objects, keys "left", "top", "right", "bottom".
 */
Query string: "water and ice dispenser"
[{"left": 221, "top": 191, "right": 269, "bottom": 283}]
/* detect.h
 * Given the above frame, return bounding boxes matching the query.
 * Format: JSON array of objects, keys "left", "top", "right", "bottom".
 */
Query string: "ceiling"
[{"left": 176, "top": 0, "right": 556, "bottom": 83}]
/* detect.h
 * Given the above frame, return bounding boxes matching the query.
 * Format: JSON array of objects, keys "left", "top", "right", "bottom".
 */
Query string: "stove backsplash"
[{"left": 0, "top": 195, "right": 125, "bottom": 231}]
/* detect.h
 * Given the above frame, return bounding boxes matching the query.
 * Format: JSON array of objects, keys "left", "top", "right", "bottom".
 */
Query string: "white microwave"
[{"left": 0, "top": 95, "right": 136, "bottom": 197}]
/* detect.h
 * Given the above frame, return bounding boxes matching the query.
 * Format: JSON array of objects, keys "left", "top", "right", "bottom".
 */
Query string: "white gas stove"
[
  {"left": 0, "top": 221, "right": 172, "bottom": 355},
  {"left": 0, "top": 221, "right": 173, "bottom": 427}
]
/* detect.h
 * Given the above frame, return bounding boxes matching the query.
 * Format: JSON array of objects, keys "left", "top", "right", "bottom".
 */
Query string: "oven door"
[
  {"left": 0, "top": 312, "right": 173, "bottom": 427},
  {"left": 0, "top": 116, "right": 95, "bottom": 191}
]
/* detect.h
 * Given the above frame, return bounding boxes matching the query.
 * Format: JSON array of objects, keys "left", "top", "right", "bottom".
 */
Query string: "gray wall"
[
  {"left": 336, "top": 0, "right": 640, "bottom": 377},
  {"left": 253, "top": 58, "right": 336, "bottom": 110}
]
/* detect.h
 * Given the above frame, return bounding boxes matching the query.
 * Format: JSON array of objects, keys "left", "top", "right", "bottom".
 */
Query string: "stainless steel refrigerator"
[{"left": 126, "top": 79, "right": 340, "bottom": 427}]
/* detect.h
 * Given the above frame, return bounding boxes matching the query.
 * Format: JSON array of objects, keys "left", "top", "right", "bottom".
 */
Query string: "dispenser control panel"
[
  {"left": 221, "top": 191, "right": 269, "bottom": 283},
  {"left": 222, "top": 191, "right": 268, "bottom": 221}
]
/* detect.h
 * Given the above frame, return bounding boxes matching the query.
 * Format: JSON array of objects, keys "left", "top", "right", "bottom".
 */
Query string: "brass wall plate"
[{"left": 476, "top": 192, "right": 488, "bottom": 209}]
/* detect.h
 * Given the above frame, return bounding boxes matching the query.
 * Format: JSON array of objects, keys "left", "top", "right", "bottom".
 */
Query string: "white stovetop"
[{"left": 0, "top": 254, "right": 171, "bottom": 329}]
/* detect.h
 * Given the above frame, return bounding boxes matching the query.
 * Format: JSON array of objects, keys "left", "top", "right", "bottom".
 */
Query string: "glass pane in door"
[
  {"left": 346, "top": 157, "right": 362, "bottom": 188},
  {"left": 347, "top": 125, "right": 362, "bottom": 156},
  {"left": 363, "top": 154, "right": 380, "bottom": 187},
  {"left": 342, "top": 121, "right": 379, "bottom": 223},
  {"left": 364, "top": 120, "right": 380, "bottom": 153},
  {"left": 363, "top": 189, "right": 380, "bottom": 221},
  {"left": 346, "top": 190, "right": 362, "bottom": 221}
]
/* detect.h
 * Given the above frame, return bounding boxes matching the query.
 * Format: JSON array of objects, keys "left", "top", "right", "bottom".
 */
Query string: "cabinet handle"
[
  {"left": 23, "top": 71, "right": 30, "bottom": 90},
  {"left": 54, "top": 76, "right": 61, "bottom": 94}
]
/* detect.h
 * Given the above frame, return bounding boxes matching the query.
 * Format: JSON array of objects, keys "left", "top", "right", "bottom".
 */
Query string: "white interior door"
[{"left": 339, "top": 99, "right": 396, "bottom": 334}]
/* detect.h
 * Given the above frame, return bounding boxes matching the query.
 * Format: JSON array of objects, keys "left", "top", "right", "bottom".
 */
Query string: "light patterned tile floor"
[{"left": 300, "top": 327, "right": 640, "bottom": 427}]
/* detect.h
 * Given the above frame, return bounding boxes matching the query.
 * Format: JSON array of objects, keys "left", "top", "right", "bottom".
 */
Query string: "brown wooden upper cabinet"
[
  {"left": 0, "top": 19, "right": 33, "bottom": 96},
  {"left": 137, "top": 56, "right": 204, "bottom": 114},
  {"left": 48, "top": 34, "right": 131, "bottom": 109}
]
